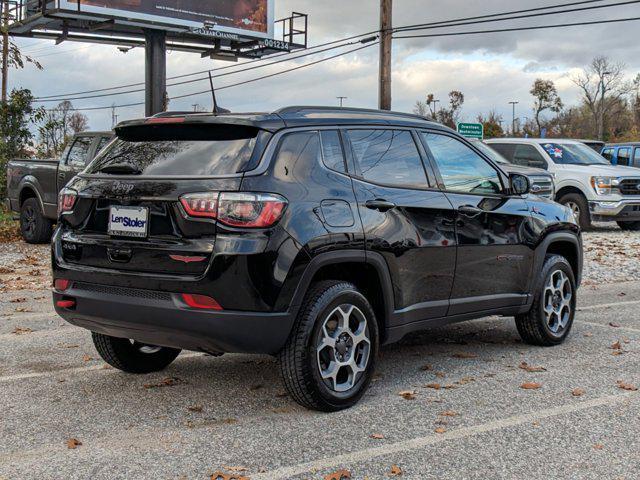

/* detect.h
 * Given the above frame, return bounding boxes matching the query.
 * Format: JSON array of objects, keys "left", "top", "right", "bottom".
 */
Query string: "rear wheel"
[
  {"left": 558, "top": 193, "right": 591, "bottom": 230},
  {"left": 516, "top": 255, "right": 576, "bottom": 346},
  {"left": 92, "top": 332, "right": 181, "bottom": 373},
  {"left": 617, "top": 221, "right": 640, "bottom": 231},
  {"left": 20, "top": 197, "right": 53, "bottom": 244},
  {"left": 278, "top": 281, "right": 379, "bottom": 412}
]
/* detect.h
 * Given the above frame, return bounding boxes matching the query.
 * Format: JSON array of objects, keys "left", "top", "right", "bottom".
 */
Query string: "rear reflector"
[
  {"left": 56, "top": 300, "right": 76, "bottom": 309},
  {"left": 181, "top": 294, "right": 223, "bottom": 310},
  {"left": 54, "top": 279, "right": 70, "bottom": 291}
]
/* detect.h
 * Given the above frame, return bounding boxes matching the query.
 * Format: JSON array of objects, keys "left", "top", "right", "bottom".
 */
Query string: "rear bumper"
[
  {"left": 53, "top": 282, "right": 295, "bottom": 355},
  {"left": 589, "top": 199, "right": 640, "bottom": 221}
]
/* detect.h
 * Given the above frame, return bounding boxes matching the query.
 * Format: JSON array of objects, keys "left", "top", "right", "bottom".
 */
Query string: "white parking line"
[
  {"left": 578, "top": 300, "right": 640, "bottom": 311},
  {"left": 0, "top": 353, "right": 204, "bottom": 384},
  {"left": 578, "top": 320, "right": 640, "bottom": 334},
  {"left": 253, "top": 392, "right": 635, "bottom": 480}
]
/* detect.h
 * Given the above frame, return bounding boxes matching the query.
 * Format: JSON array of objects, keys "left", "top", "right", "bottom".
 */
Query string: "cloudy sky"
[{"left": 10, "top": 0, "right": 640, "bottom": 131}]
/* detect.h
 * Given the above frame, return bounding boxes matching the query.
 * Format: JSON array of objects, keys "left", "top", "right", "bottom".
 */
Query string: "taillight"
[
  {"left": 58, "top": 188, "right": 77, "bottom": 215},
  {"left": 181, "top": 294, "right": 223, "bottom": 310},
  {"left": 179, "top": 192, "right": 287, "bottom": 228}
]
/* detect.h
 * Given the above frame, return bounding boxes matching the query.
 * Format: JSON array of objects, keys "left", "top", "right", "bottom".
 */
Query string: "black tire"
[
  {"left": 92, "top": 332, "right": 181, "bottom": 374},
  {"left": 20, "top": 197, "right": 53, "bottom": 244},
  {"left": 558, "top": 193, "right": 591, "bottom": 230},
  {"left": 617, "top": 221, "right": 640, "bottom": 231},
  {"left": 515, "top": 255, "right": 577, "bottom": 346},
  {"left": 278, "top": 281, "right": 379, "bottom": 412}
]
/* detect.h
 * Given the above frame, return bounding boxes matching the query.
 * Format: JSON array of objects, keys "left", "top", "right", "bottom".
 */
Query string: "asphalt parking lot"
[{"left": 1, "top": 233, "right": 640, "bottom": 480}]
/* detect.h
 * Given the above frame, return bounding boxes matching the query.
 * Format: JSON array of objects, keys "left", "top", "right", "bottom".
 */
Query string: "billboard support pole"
[{"left": 145, "top": 29, "right": 166, "bottom": 117}]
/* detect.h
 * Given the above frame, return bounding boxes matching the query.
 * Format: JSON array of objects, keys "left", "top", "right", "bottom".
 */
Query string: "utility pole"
[
  {"left": 509, "top": 101, "right": 519, "bottom": 135},
  {"left": 431, "top": 99, "right": 440, "bottom": 119},
  {"left": 378, "top": 0, "right": 392, "bottom": 111},
  {"left": 337, "top": 96, "right": 347, "bottom": 107},
  {"left": 1, "top": 0, "right": 10, "bottom": 104}
]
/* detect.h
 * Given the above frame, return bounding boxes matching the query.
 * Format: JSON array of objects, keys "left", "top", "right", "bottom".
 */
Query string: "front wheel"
[
  {"left": 92, "top": 333, "right": 181, "bottom": 373},
  {"left": 278, "top": 281, "right": 379, "bottom": 412},
  {"left": 617, "top": 221, "right": 640, "bottom": 231},
  {"left": 558, "top": 193, "right": 591, "bottom": 230},
  {"left": 515, "top": 255, "right": 577, "bottom": 346}
]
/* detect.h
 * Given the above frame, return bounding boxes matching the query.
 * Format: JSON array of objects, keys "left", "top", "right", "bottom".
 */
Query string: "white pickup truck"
[{"left": 486, "top": 138, "right": 640, "bottom": 230}]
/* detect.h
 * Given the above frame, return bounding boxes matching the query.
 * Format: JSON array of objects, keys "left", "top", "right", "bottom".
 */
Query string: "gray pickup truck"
[{"left": 6, "top": 131, "right": 113, "bottom": 243}]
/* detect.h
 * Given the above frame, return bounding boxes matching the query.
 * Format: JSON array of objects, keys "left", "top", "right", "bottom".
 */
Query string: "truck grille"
[
  {"left": 620, "top": 179, "right": 640, "bottom": 196},
  {"left": 529, "top": 176, "right": 554, "bottom": 199}
]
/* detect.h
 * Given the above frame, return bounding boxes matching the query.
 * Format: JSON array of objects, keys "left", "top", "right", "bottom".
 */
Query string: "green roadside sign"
[{"left": 457, "top": 122, "right": 484, "bottom": 140}]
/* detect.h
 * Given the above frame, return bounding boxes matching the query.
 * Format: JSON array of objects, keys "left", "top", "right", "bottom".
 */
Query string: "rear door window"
[
  {"left": 87, "top": 127, "right": 263, "bottom": 176},
  {"left": 67, "top": 136, "right": 93, "bottom": 167},
  {"left": 487, "top": 143, "right": 516, "bottom": 162},
  {"left": 634, "top": 148, "right": 640, "bottom": 167},
  {"left": 601, "top": 148, "right": 614, "bottom": 162},
  {"left": 346, "top": 129, "right": 427, "bottom": 188},
  {"left": 618, "top": 148, "right": 631, "bottom": 166}
]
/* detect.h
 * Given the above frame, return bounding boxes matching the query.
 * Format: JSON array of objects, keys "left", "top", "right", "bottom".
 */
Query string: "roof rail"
[
  {"left": 274, "top": 106, "right": 430, "bottom": 122},
  {"left": 150, "top": 111, "right": 200, "bottom": 118}
]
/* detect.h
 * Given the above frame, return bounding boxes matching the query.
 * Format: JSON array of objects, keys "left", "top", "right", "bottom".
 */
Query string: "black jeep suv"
[{"left": 53, "top": 107, "right": 583, "bottom": 411}]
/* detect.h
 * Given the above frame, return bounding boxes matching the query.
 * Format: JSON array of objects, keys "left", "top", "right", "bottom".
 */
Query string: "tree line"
[{"left": 415, "top": 56, "right": 640, "bottom": 142}]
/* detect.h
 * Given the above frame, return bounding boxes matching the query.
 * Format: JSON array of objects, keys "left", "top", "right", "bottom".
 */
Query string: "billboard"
[{"left": 57, "top": 0, "right": 274, "bottom": 38}]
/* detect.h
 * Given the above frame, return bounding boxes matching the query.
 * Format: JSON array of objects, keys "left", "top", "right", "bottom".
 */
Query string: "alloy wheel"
[
  {"left": 565, "top": 201, "right": 581, "bottom": 221},
  {"left": 543, "top": 270, "right": 573, "bottom": 334},
  {"left": 316, "top": 304, "right": 371, "bottom": 393},
  {"left": 22, "top": 206, "right": 36, "bottom": 237}
]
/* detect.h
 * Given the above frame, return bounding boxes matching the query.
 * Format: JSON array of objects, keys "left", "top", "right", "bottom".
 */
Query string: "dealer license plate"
[{"left": 108, "top": 206, "right": 149, "bottom": 238}]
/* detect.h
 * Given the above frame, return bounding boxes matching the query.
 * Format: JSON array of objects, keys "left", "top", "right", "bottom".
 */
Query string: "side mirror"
[{"left": 510, "top": 173, "right": 530, "bottom": 196}]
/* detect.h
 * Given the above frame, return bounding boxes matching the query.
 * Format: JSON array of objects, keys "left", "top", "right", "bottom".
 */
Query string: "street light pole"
[{"left": 509, "top": 101, "right": 519, "bottom": 135}]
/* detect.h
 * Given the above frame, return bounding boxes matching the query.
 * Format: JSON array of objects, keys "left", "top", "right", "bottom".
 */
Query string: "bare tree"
[
  {"left": 530, "top": 79, "right": 563, "bottom": 137},
  {"left": 37, "top": 100, "right": 89, "bottom": 157},
  {"left": 573, "top": 56, "right": 631, "bottom": 140}
]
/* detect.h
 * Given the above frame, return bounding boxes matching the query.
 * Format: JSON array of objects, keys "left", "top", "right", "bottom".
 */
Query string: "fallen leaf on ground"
[
  {"left": 521, "top": 382, "right": 542, "bottom": 390},
  {"left": 399, "top": 390, "right": 417, "bottom": 400},
  {"left": 452, "top": 352, "right": 477, "bottom": 359},
  {"left": 188, "top": 405, "right": 203, "bottom": 413},
  {"left": 594, "top": 444, "right": 604, "bottom": 450},
  {"left": 434, "top": 427, "right": 447, "bottom": 434},
  {"left": 440, "top": 410, "right": 458, "bottom": 417},
  {"left": 617, "top": 381, "right": 638, "bottom": 391},
  {"left": 434, "top": 372, "right": 446, "bottom": 378},
  {"left": 420, "top": 364, "right": 433, "bottom": 371},
  {"left": 82, "top": 354, "right": 93, "bottom": 362},
  {"left": 583, "top": 332, "right": 593, "bottom": 337},
  {"left": 9, "top": 297, "right": 26, "bottom": 303},
  {"left": 371, "top": 433, "right": 385, "bottom": 439},
  {"left": 389, "top": 465, "right": 403, "bottom": 476},
  {"left": 15, "top": 307, "right": 31, "bottom": 313},
  {"left": 66, "top": 438, "right": 82, "bottom": 449},
  {"left": 611, "top": 341, "right": 623, "bottom": 350},
  {"left": 519, "top": 362, "right": 547, "bottom": 373},
  {"left": 11, "top": 327, "right": 32, "bottom": 335},
  {"left": 222, "top": 466, "right": 247, "bottom": 473},
  {"left": 572, "top": 388, "right": 585, "bottom": 397},
  {"left": 324, "top": 469, "right": 351, "bottom": 480},
  {"left": 609, "top": 322, "right": 621, "bottom": 328},
  {"left": 425, "top": 383, "right": 441, "bottom": 390},
  {"left": 143, "top": 377, "right": 183, "bottom": 389}
]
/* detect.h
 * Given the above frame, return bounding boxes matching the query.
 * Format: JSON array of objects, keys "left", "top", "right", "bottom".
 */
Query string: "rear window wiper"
[{"left": 98, "top": 164, "right": 143, "bottom": 175}]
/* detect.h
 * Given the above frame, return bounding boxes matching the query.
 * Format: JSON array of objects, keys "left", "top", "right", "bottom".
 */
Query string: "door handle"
[
  {"left": 365, "top": 199, "right": 396, "bottom": 212},
  {"left": 458, "top": 205, "right": 484, "bottom": 217}
]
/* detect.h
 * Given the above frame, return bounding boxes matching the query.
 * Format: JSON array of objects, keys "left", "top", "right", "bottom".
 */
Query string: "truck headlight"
[{"left": 591, "top": 176, "right": 620, "bottom": 195}]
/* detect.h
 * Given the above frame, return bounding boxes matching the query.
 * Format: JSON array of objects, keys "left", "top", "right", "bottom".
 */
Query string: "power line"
[
  {"left": 35, "top": 38, "right": 375, "bottom": 103},
  {"left": 34, "top": 31, "right": 381, "bottom": 101},
  {"left": 60, "top": 42, "right": 378, "bottom": 111},
  {"left": 394, "top": 0, "right": 640, "bottom": 33},
  {"left": 32, "top": 0, "right": 614, "bottom": 101},
  {"left": 393, "top": 15, "right": 640, "bottom": 39}
]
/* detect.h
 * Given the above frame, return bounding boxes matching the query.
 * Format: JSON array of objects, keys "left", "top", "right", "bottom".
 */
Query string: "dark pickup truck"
[{"left": 6, "top": 131, "right": 113, "bottom": 243}]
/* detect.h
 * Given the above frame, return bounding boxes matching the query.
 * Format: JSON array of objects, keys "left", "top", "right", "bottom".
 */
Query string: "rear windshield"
[{"left": 85, "top": 125, "right": 266, "bottom": 176}]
